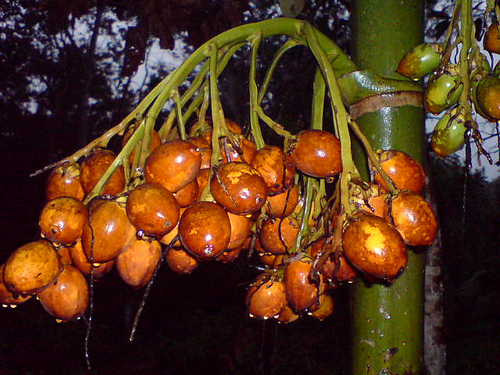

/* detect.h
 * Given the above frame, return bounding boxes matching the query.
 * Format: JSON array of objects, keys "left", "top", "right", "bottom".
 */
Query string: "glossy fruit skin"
[
  {"left": 226, "top": 212, "right": 253, "bottom": 250},
  {"left": 3, "top": 240, "right": 62, "bottom": 295},
  {"left": 0, "top": 265, "right": 32, "bottom": 306},
  {"left": 39, "top": 197, "right": 88, "bottom": 245},
  {"left": 81, "top": 200, "right": 136, "bottom": 263},
  {"left": 210, "top": 162, "right": 268, "bottom": 215},
  {"left": 145, "top": 139, "right": 201, "bottom": 192},
  {"left": 220, "top": 136, "right": 257, "bottom": 164},
  {"left": 187, "top": 137, "right": 212, "bottom": 169},
  {"left": 385, "top": 191, "right": 438, "bottom": 246},
  {"left": 397, "top": 43, "right": 442, "bottom": 80},
  {"left": 250, "top": 145, "right": 295, "bottom": 196},
  {"left": 68, "top": 241, "right": 114, "bottom": 278},
  {"left": 476, "top": 75, "right": 500, "bottom": 120},
  {"left": 374, "top": 150, "right": 426, "bottom": 194},
  {"left": 38, "top": 265, "right": 89, "bottom": 321},
  {"left": 123, "top": 128, "right": 161, "bottom": 165},
  {"left": 247, "top": 275, "right": 287, "bottom": 320},
  {"left": 484, "top": 22, "right": 500, "bottom": 54},
  {"left": 284, "top": 257, "right": 321, "bottom": 312},
  {"left": 46, "top": 164, "right": 85, "bottom": 201},
  {"left": 259, "top": 216, "right": 300, "bottom": 255},
  {"left": 165, "top": 248, "right": 199, "bottom": 275},
  {"left": 342, "top": 212, "right": 407, "bottom": 282},
  {"left": 289, "top": 130, "right": 342, "bottom": 178},
  {"left": 116, "top": 238, "right": 162, "bottom": 288},
  {"left": 352, "top": 184, "right": 388, "bottom": 217},
  {"left": 265, "top": 184, "right": 300, "bottom": 218},
  {"left": 178, "top": 201, "right": 231, "bottom": 260},
  {"left": 80, "top": 149, "right": 125, "bottom": 196},
  {"left": 173, "top": 178, "right": 199, "bottom": 207},
  {"left": 310, "top": 293, "right": 334, "bottom": 321},
  {"left": 126, "top": 182, "right": 180, "bottom": 238},
  {"left": 431, "top": 108, "right": 467, "bottom": 157},
  {"left": 424, "top": 67, "right": 463, "bottom": 114}
]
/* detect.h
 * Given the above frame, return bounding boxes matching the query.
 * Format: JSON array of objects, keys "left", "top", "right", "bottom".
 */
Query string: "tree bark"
[{"left": 350, "top": 1, "right": 426, "bottom": 374}]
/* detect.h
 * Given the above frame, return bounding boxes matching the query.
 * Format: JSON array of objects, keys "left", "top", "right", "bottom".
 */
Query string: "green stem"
[
  {"left": 208, "top": 43, "right": 225, "bottom": 167},
  {"left": 173, "top": 89, "right": 186, "bottom": 140},
  {"left": 311, "top": 67, "right": 326, "bottom": 131},
  {"left": 249, "top": 32, "right": 265, "bottom": 150}
]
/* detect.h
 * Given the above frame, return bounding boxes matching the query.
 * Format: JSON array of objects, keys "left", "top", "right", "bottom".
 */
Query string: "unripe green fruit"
[
  {"left": 397, "top": 43, "right": 442, "bottom": 80},
  {"left": 424, "top": 66, "right": 463, "bottom": 114},
  {"left": 431, "top": 108, "right": 467, "bottom": 158},
  {"left": 476, "top": 75, "right": 500, "bottom": 120}
]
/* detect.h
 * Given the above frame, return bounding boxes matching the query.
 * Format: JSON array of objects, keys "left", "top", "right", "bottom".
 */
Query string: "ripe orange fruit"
[
  {"left": 288, "top": 130, "right": 342, "bottom": 178},
  {"left": 80, "top": 149, "right": 125, "bottom": 196},
  {"left": 116, "top": 238, "right": 162, "bottom": 288},
  {"left": 165, "top": 248, "right": 199, "bottom": 275},
  {"left": 284, "top": 257, "right": 321, "bottom": 312},
  {"left": 145, "top": 139, "right": 201, "bottom": 192},
  {"left": 39, "top": 197, "right": 88, "bottom": 245},
  {"left": 374, "top": 150, "right": 426, "bottom": 194},
  {"left": 38, "top": 265, "right": 89, "bottom": 321},
  {"left": 247, "top": 274, "right": 287, "bottom": 319},
  {"left": 3, "top": 240, "right": 62, "bottom": 295},
  {"left": 342, "top": 212, "right": 407, "bottom": 282},
  {"left": 259, "top": 216, "right": 300, "bottom": 255},
  {"left": 45, "top": 164, "right": 85, "bottom": 201},
  {"left": 250, "top": 145, "right": 295, "bottom": 196},
  {"left": 210, "top": 162, "right": 268, "bottom": 215},
  {"left": 178, "top": 201, "right": 231, "bottom": 260},
  {"left": 126, "top": 182, "right": 180, "bottom": 238},
  {"left": 385, "top": 191, "right": 438, "bottom": 246}
]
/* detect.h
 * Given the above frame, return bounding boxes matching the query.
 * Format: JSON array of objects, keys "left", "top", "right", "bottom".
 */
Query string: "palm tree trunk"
[{"left": 349, "top": 1, "right": 426, "bottom": 373}]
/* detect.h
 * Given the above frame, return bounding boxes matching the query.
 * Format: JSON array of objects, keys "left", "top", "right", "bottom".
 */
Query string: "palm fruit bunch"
[
  {"left": 397, "top": 3, "right": 500, "bottom": 162},
  {"left": 1, "top": 17, "right": 439, "bottom": 332}
]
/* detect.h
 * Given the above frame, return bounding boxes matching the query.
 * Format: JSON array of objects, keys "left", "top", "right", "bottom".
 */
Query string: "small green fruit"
[
  {"left": 424, "top": 66, "right": 463, "bottom": 114},
  {"left": 397, "top": 43, "right": 442, "bottom": 80},
  {"left": 431, "top": 108, "right": 467, "bottom": 158},
  {"left": 476, "top": 75, "right": 500, "bottom": 120}
]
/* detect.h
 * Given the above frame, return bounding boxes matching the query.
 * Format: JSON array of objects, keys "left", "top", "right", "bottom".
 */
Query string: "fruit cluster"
[
  {"left": 397, "top": 5, "right": 500, "bottom": 161},
  {"left": 1, "top": 113, "right": 438, "bottom": 325}
]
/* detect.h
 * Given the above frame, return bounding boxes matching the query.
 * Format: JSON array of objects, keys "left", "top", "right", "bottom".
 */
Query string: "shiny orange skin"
[
  {"left": 247, "top": 275, "right": 287, "bottom": 319},
  {"left": 3, "top": 240, "right": 62, "bottom": 295},
  {"left": 309, "top": 237, "right": 356, "bottom": 284},
  {"left": 46, "top": 164, "right": 85, "bottom": 201},
  {"left": 39, "top": 197, "right": 88, "bottom": 245},
  {"left": 265, "top": 184, "right": 300, "bottom": 218},
  {"left": 353, "top": 185, "right": 388, "bottom": 218},
  {"left": 310, "top": 293, "right": 334, "bottom": 321},
  {"left": 374, "top": 150, "right": 425, "bottom": 194},
  {"left": 210, "top": 162, "right": 268, "bottom": 215},
  {"left": 485, "top": 22, "right": 500, "bottom": 54},
  {"left": 289, "top": 130, "right": 342, "bottom": 178},
  {"left": 250, "top": 146, "right": 295, "bottom": 196},
  {"left": 227, "top": 212, "right": 253, "bottom": 250},
  {"left": 188, "top": 137, "right": 212, "bottom": 169},
  {"left": 342, "top": 212, "right": 407, "bottom": 282},
  {"left": 116, "top": 238, "right": 162, "bottom": 288},
  {"left": 195, "top": 168, "right": 211, "bottom": 201},
  {"left": 385, "top": 191, "right": 438, "bottom": 246},
  {"left": 220, "top": 136, "right": 257, "bottom": 164},
  {"left": 178, "top": 201, "right": 231, "bottom": 260},
  {"left": 217, "top": 247, "right": 242, "bottom": 264},
  {"left": 68, "top": 241, "right": 114, "bottom": 278},
  {"left": 0, "top": 265, "right": 32, "bottom": 305},
  {"left": 258, "top": 253, "right": 284, "bottom": 268},
  {"left": 123, "top": 129, "right": 162, "bottom": 165},
  {"left": 145, "top": 139, "right": 201, "bottom": 192},
  {"left": 284, "top": 257, "right": 321, "bottom": 312},
  {"left": 80, "top": 149, "right": 125, "bottom": 196},
  {"left": 277, "top": 305, "right": 300, "bottom": 323},
  {"left": 173, "top": 178, "right": 199, "bottom": 207},
  {"left": 81, "top": 200, "right": 136, "bottom": 263},
  {"left": 165, "top": 248, "right": 199, "bottom": 275},
  {"left": 38, "top": 265, "right": 89, "bottom": 321},
  {"left": 259, "top": 216, "right": 300, "bottom": 255},
  {"left": 126, "top": 182, "right": 180, "bottom": 238}
]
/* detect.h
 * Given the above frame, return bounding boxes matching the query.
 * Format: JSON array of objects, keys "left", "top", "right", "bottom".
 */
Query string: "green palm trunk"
[{"left": 350, "top": 1, "right": 426, "bottom": 374}]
